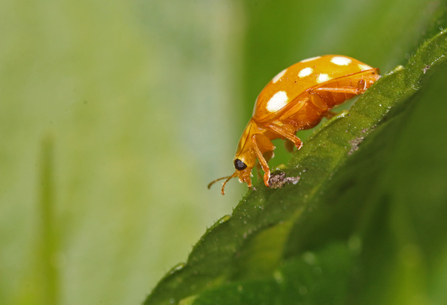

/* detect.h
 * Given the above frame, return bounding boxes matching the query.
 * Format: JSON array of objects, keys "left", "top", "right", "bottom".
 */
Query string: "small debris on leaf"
[
  {"left": 268, "top": 172, "right": 301, "bottom": 189},
  {"left": 348, "top": 136, "right": 365, "bottom": 155}
]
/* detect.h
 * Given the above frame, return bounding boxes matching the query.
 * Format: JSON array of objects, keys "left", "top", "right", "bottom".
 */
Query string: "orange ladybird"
[{"left": 209, "top": 55, "right": 380, "bottom": 195}]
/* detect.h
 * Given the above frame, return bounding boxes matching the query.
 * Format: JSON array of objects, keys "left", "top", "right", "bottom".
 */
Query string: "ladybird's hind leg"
[
  {"left": 324, "top": 111, "right": 337, "bottom": 119},
  {"left": 307, "top": 73, "right": 376, "bottom": 112},
  {"left": 308, "top": 69, "right": 379, "bottom": 97},
  {"left": 311, "top": 86, "right": 363, "bottom": 95}
]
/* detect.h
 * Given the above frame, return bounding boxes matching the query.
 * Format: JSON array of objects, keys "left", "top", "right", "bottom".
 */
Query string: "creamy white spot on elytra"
[
  {"left": 317, "top": 73, "right": 331, "bottom": 83},
  {"left": 272, "top": 69, "right": 287, "bottom": 83},
  {"left": 331, "top": 56, "right": 352, "bottom": 66},
  {"left": 358, "top": 64, "right": 372, "bottom": 71},
  {"left": 301, "top": 56, "right": 320, "bottom": 63},
  {"left": 298, "top": 67, "right": 313, "bottom": 78},
  {"left": 266, "top": 91, "right": 289, "bottom": 112}
]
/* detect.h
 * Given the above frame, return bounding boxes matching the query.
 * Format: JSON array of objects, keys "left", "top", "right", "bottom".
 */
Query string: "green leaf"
[{"left": 145, "top": 30, "right": 447, "bottom": 305}]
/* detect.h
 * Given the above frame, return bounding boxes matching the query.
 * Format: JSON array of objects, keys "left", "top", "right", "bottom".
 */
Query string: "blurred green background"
[{"left": 0, "top": 0, "right": 444, "bottom": 304}]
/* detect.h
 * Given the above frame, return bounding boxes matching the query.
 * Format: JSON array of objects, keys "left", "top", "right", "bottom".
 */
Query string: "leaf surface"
[{"left": 145, "top": 30, "right": 447, "bottom": 305}]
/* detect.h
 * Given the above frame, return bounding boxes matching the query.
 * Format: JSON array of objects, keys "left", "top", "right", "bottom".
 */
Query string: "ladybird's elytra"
[{"left": 208, "top": 55, "right": 380, "bottom": 195}]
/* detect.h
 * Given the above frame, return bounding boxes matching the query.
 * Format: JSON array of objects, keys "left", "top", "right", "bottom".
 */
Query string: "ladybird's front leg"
[
  {"left": 251, "top": 134, "right": 274, "bottom": 187},
  {"left": 256, "top": 151, "right": 274, "bottom": 180}
]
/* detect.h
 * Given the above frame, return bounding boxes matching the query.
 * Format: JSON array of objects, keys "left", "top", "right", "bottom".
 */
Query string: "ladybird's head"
[
  {"left": 207, "top": 157, "right": 254, "bottom": 196},
  {"left": 233, "top": 157, "right": 253, "bottom": 188},
  {"left": 207, "top": 120, "right": 258, "bottom": 195}
]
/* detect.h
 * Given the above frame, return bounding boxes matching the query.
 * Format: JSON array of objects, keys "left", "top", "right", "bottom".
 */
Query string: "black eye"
[{"left": 234, "top": 159, "right": 247, "bottom": 170}]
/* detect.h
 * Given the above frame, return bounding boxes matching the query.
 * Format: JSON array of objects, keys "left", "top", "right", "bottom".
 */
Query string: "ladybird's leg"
[
  {"left": 256, "top": 161, "right": 262, "bottom": 180},
  {"left": 266, "top": 123, "right": 303, "bottom": 150},
  {"left": 263, "top": 150, "right": 274, "bottom": 163},
  {"left": 311, "top": 87, "right": 362, "bottom": 94},
  {"left": 307, "top": 85, "right": 362, "bottom": 115},
  {"left": 251, "top": 135, "right": 272, "bottom": 187},
  {"left": 257, "top": 151, "right": 274, "bottom": 181},
  {"left": 307, "top": 73, "right": 376, "bottom": 110},
  {"left": 284, "top": 138, "right": 295, "bottom": 153},
  {"left": 324, "top": 111, "right": 337, "bottom": 119},
  {"left": 309, "top": 68, "right": 380, "bottom": 96}
]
